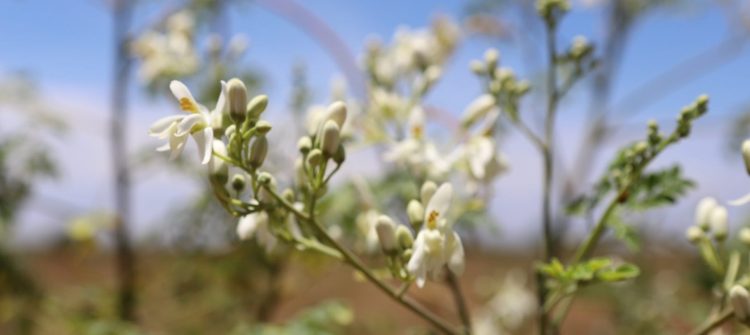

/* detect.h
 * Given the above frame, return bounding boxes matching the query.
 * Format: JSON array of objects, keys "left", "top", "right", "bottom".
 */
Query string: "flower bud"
[
  {"left": 306, "top": 148, "right": 323, "bottom": 167},
  {"left": 484, "top": 48, "right": 499, "bottom": 69},
  {"left": 396, "top": 225, "right": 414, "bottom": 249},
  {"left": 742, "top": 139, "right": 750, "bottom": 176},
  {"left": 246, "top": 94, "right": 268, "bottom": 120},
  {"left": 421, "top": 181, "right": 438, "bottom": 205},
  {"left": 695, "top": 197, "right": 718, "bottom": 231},
  {"left": 740, "top": 227, "right": 750, "bottom": 246},
  {"left": 282, "top": 188, "right": 295, "bottom": 203},
  {"left": 424, "top": 66, "right": 442, "bottom": 87},
  {"left": 297, "top": 136, "right": 312, "bottom": 154},
  {"left": 407, "top": 200, "right": 424, "bottom": 229},
  {"left": 227, "top": 78, "right": 248, "bottom": 123},
  {"left": 325, "top": 101, "right": 347, "bottom": 128},
  {"left": 731, "top": 285, "right": 750, "bottom": 321},
  {"left": 209, "top": 140, "right": 228, "bottom": 184},
  {"left": 332, "top": 144, "right": 346, "bottom": 165},
  {"left": 375, "top": 215, "right": 397, "bottom": 253},
  {"left": 469, "top": 60, "right": 485, "bottom": 75},
  {"left": 255, "top": 120, "right": 272, "bottom": 134},
  {"left": 237, "top": 211, "right": 268, "bottom": 240},
  {"left": 248, "top": 135, "right": 268, "bottom": 169},
  {"left": 710, "top": 206, "right": 728, "bottom": 241},
  {"left": 685, "top": 226, "right": 704, "bottom": 244},
  {"left": 462, "top": 94, "right": 496, "bottom": 127},
  {"left": 256, "top": 171, "right": 272, "bottom": 185},
  {"left": 225, "top": 124, "right": 236, "bottom": 138},
  {"left": 320, "top": 120, "right": 341, "bottom": 157},
  {"left": 231, "top": 174, "right": 246, "bottom": 192}
]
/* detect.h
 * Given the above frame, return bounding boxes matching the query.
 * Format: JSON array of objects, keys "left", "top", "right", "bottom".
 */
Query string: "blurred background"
[{"left": 1, "top": 0, "right": 750, "bottom": 334}]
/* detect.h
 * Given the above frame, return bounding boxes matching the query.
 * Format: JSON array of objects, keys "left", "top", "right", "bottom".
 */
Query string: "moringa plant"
[{"left": 145, "top": 1, "right": 748, "bottom": 334}]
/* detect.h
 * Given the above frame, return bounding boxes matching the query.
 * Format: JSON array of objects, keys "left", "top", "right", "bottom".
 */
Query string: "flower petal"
[
  {"left": 168, "top": 133, "right": 188, "bottom": 160},
  {"left": 237, "top": 214, "right": 259, "bottom": 240},
  {"left": 448, "top": 232, "right": 465, "bottom": 275},
  {"left": 176, "top": 113, "right": 204, "bottom": 135},
  {"left": 192, "top": 127, "right": 213, "bottom": 164},
  {"left": 424, "top": 183, "right": 452, "bottom": 225},
  {"left": 170, "top": 80, "right": 200, "bottom": 113},
  {"left": 149, "top": 115, "right": 183, "bottom": 137}
]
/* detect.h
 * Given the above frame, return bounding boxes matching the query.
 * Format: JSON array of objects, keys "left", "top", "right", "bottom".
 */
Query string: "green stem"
[
  {"left": 688, "top": 308, "right": 734, "bottom": 335},
  {"left": 262, "top": 185, "right": 462, "bottom": 335},
  {"left": 538, "top": 18, "right": 559, "bottom": 335}
]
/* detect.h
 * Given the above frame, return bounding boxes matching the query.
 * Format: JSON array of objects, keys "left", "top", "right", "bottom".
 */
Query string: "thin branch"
[
  {"left": 688, "top": 308, "right": 734, "bottom": 335},
  {"left": 262, "top": 185, "right": 462, "bottom": 335},
  {"left": 446, "top": 270, "right": 472, "bottom": 334}
]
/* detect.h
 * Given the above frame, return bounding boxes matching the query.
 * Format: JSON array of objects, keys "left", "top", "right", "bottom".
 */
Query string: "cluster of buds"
[
  {"left": 469, "top": 49, "right": 530, "bottom": 123},
  {"left": 685, "top": 197, "right": 736, "bottom": 276},
  {"left": 686, "top": 197, "right": 729, "bottom": 244},
  {"left": 150, "top": 78, "right": 309, "bottom": 249},
  {"left": 373, "top": 214, "right": 417, "bottom": 279},
  {"left": 606, "top": 96, "right": 708, "bottom": 192},
  {"left": 558, "top": 36, "right": 597, "bottom": 81},
  {"left": 536, "top": 0, "right": 571, "bottom": 26},
  {"left": 296, "top": 102, "right": 348, "bottom": 195}
]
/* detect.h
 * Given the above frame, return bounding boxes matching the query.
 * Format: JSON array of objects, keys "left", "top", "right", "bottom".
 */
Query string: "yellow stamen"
[
  {"left": 179, "top": 97, "right": 199, "bottom": 113},
  {"left": 427, "top": 210, "right": 439, "bottom": 229},
  {"left": 412, "top": 125, "right": 423, "bottom": 139}
]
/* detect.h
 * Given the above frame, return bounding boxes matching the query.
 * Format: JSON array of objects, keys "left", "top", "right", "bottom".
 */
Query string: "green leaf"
[{"left": 596, "top": 263, "right": 641, "bottom": 282}]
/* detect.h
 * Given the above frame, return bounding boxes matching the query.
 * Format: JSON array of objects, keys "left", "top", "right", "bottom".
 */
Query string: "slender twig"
[
  {"left": 688, "top": 308, "right": 734, "bottom": 335},
  {"left": 446, "top": 270, "right": 472, "bottom": 334},
  {"left": 262, "top": 185, "right": 462, "bottom": 335},
  {"left": 536, "top": 18, "right": 560, "bottom": 335}
]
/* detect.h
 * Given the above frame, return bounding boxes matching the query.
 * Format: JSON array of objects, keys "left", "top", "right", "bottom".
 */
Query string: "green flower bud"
[
  {"left": 246, "top": 94, "right": 269, "bottom": 120},
  {"left": 320, "top": 120, "right": 341, "bottom": 157},
  {"left": 298, "top": 136, "right": 313, "bottom": 154},
  {"left": 282, "top": 188, "right": 295, "bottom": 203},
  {"left": 227, "top": 78, "right": 248, "bottom": 124},
  {"left": 396, "top": 225, "right": 414, "bottom": 250},
  {"left": 306, "top": 148, "right": 323, "bottom": 167},
  {"left": 742, "top": 139, "right": 750, "bottom": 176},
  {"left": 739, "top": 227, "right": 750, "bottom": 246},
  {"left": 255, "top": 120, "right": 272, "bottom": 134},
  {"left": 711, "top": 206, "right": 729, "bottom": 241},
  {"left": 257, "top": 171, "right": 272, "bottom": 185},
  {"left": 225, "top": 124, "right": 236, "bottom": 138},
  {"left": 469, "top": 60, "right": 485, "bottom": 75},
  {"left": 407, "top": 200, "right": 424, "bottom": 229},
  {"left": 685, "top": 226, "right": 704, "bottom": 244},
  {"left": 231, "top": 174, "right": 246, "bottom": 192},
  {"left": 248, "top": 135, "right": 268, "bottom": 169},
  {"left": 332, "top": 144, "right": 346, "bottom": 165},
  {"left": 420, "top": 181, "right": 438, "bottom": 205}
]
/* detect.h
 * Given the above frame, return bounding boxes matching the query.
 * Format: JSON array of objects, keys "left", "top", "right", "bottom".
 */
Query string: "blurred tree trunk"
[{"left": 110, "top": 0, "right": 137, "bottom": 322}]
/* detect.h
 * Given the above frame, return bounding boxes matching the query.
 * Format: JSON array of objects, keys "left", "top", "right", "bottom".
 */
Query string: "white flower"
[
  {"left": 237, "top": 211, "right": 277, "bottom": 252},
  {"left": 406, "top": 183, "right": 465, "bottom": 287},
  {"left": 149, "top": 80, "right": 226, "bottom": 164},
  {"left": 384, "top": 107, "right": 456, "bottom": 179}
]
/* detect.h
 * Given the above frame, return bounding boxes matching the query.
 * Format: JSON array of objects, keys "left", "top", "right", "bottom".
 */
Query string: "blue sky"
[{"left": 2, "top": 0, "right": 750, "bottom": 247}]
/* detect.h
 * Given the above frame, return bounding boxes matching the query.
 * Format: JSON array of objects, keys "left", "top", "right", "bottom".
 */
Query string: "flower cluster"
[{"left": 131, "top": 11, "right": 200, "bottom": 84}]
